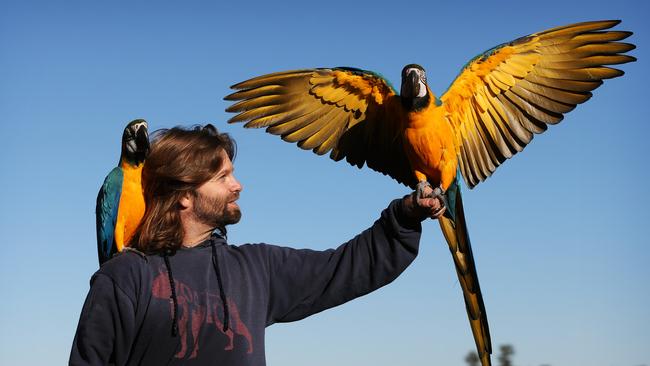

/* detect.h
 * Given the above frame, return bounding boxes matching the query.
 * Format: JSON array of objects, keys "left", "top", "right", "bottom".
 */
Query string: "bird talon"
[
  {"left": 415, "top": 182, "right": 448, "bottom": 215},
  {"left": 432, "top": 186, "right": 448, "bottom": 213},
  {"left": 416, "top": 181, "right": 433, "bottom": 201}
]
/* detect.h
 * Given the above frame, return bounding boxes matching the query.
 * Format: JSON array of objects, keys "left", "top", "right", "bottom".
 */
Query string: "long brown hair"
[{"left": 131, "top": 124, "right": 236, "bottom": 254}]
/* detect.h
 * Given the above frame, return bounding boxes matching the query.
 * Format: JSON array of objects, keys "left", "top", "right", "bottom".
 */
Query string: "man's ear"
[{"left": 179, "top": 191, "right": 193, "bottom": 210}]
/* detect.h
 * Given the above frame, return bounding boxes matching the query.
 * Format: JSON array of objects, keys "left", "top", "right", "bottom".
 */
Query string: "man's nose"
[{"left": 231, "top": 176, "right": 243, "bottom": 193}]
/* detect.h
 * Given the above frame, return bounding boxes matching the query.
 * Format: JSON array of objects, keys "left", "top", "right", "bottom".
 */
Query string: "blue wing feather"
[{"left": 96, "top": 167, "right": 123, "bottom": 266}]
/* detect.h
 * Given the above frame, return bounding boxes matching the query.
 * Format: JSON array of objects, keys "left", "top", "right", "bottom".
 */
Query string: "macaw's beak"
[
  {"left": 136, "top": 125, "right": 150, "bottom": 154},
  {"left": 401, "top": 70, "right": 420, "bottom": 99}
]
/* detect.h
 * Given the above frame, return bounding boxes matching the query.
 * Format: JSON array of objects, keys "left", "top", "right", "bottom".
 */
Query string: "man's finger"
[
  {"left": 418, "top": 197, "right": 444, "bottom": 210},
  {"left": 417, "top": 197, "right": 438, "bottom": 208}
]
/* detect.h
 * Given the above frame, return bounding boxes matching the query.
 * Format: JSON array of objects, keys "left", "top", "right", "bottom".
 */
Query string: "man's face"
[{"left": 191, "top": 150, "right": 243, "bottom": 229}]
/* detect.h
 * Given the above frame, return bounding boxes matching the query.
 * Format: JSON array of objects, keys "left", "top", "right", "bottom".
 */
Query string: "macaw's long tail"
[{"left": 438, "top": 180, "right": 492, "bottom": 366}]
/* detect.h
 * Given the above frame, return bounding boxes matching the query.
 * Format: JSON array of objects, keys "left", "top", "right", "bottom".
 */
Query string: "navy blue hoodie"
[{"left": 70, "top": 199, "right": 422, "bottom": 365}]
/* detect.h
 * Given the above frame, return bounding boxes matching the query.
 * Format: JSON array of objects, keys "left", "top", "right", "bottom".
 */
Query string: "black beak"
[
  {"left": 401, "top": 70, "right": 420, "bottom": 98},
  {"left": 136, "top": 126, "right": 150, "bottom": 154},
  {"left": 409, "top": 70, "right": 420, "bottom": 97}
]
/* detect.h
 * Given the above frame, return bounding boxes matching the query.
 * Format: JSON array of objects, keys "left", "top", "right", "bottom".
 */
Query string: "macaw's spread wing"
[
  {"left": 96, "top": 167, "right": 123, "bottom": 265},
  {"left": 225, "top": 68, "right": 418, "bottom": 188},
  {"left": 441, "top": 20, "right": 635, "bottom": 188}
]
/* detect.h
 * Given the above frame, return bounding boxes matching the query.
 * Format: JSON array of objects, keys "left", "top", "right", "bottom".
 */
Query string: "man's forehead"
[{"left": 215, "top": 149, "right": 233, "bottom": 172}]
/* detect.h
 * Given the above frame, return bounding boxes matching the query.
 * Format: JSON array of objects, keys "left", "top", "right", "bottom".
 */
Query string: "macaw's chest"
[
  {"left": 116, "top": 163, "right": 145, "bottom": 246},
  {"left": 402, "top": 108, "right": 458, "bottom": 190}
]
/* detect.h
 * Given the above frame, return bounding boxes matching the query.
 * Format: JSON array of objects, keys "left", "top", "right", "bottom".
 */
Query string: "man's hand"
[{"left": 402, "top": 192, "right": 446, "bottom": 221}]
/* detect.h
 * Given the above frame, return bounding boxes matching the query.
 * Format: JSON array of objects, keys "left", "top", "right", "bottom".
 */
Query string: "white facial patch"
[
  {"left": 133, "top": 121, "right": 148, "bottom": 132},
  {"left": 406, "top": 68, "right": 428, "bottom": 98}
]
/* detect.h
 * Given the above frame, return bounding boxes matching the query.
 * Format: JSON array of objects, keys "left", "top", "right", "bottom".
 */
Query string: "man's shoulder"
[{"left": 96, "top": 248, "right": 157, "bottom": 284}]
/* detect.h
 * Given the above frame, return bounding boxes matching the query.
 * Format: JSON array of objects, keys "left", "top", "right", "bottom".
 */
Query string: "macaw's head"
[
  {"left": 121, "top": 119, "right": 150, "bottom": 166},
  {"left": 400, "top": 64, "right": 431, "bottom": 111}
]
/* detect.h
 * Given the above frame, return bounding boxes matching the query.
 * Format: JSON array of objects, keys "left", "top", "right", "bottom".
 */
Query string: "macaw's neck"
[
  {"left": 119, "top": 153, "right": 146, "bottom": 169},
  {"left": 120, "top": 149, "right": 147, "bottom": 168},
  {"left": 401, "top": 93, "right": 430, "bottom": 112}
]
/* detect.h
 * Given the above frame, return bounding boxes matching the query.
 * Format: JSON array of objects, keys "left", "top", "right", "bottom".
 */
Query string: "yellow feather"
[
  {"left": 229, "top": 105, "right": 288, "bottom": 124},
  {"left": 511, "top": 84, "right": 575, "bottom": 114},
  {"left": 224, "top": 84, "right": 283, "bottom": 101},
  {"left": 485, "top": 75, "right": 503, "bottom": 95},
  {"left": 226, "top": 94, "right": 289, "bottom": 113},
  {"left": 299, "top": 109, "right": 346, "bottom": 150},
  {"left": 538, "top": 31, "right": 632, "bottom": 50},
  {"left": 475, "top": 108, "right": 500, "bottom": 150},
  {"left": 459, "top": 123, "right": 482, "bottom": 183},
  {"left": 266, "top": 108, "right": 321, "bottom": 135},
  {"left": 505, "top": 54, "right": 539, "bottom": 73},
  {"left": 315, "top": 121, "right": 347, "bottom": 155},
  {"left": 457, "top": 147, "right": 474, "bottom": 187},
  {"left": 309, "top": 74, "right": 334, "bottom": 85},
  {"left": 466, "top": 108, "right": 494, "bottom": 178},
  {"left": 510, "top": 37, "right": 540, "bottom": 53},
  {"left": 282, "top": 108, "right": 337, "bottom": 143},
  {"left": 473, "top": 86, "right": 490, "bottom": 112},
  {"left": 525, "top": 73, "right": 602, "bottom": 92},
  {"left": 537, "top": 20, "right": 620, "bottom": 39},
  {"left": 497, "top": 93, "right": 547, "bottom": 134},
  {"left": 318, "top": 85, "right": 349, "bottom": 104},
  {"left": 476, "top": 109, "right": 508, "bottom": 163},
  {"left": 518, "top": 79, "right": 591, "bottom": 105},
  {"left": 540, "top": 43, "right": 635, "bottom": 61},
  {"left": 243, "top": 105, "right": 311, "bottom": 129},
  {"left": 498, "top": 59, "right": 534, "bottom": 78},
  {"left": 491, "top": 69, "right": 516, "bottom": 87},
  {"left": 487, "top": 97, "right": 527, "bottom": 153},
  {"left": 340, "top": 94, "right": 367, "bottom": 113},
  {"left": 231, "top": 70, "right": 310, "bottom": 90},
  {"left": 503, "top": 90, "right": 562, "bottom": 125},
  {"left": 534, "top": 66, "right": 624, "bottom": 81},
  {"left": 538, "top": 55, "right": 635, "bottom": 69}
]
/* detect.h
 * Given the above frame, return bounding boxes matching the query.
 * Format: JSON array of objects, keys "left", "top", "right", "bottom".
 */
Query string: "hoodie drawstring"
[
  {"left": 163, "top": 253, "right": 179, "bottom": 337},
  {"left": 211, "top": 242, "right": 230, "bottom": 332}
]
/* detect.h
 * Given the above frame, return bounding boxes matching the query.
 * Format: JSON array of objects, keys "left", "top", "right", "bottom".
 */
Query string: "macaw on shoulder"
[
  {"left": 96, "top": 119, "right": 149, "bottom": 266},
  {"left": 224, "top": 20, "right": 635, "bottom": 365}
]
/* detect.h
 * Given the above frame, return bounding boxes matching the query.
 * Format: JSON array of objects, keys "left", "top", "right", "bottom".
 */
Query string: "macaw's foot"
[
  {"left": 416, "top": 181, "right": 448, "bottom": 215},
  {"left": 416, "top": 181, "right": 434, "bottom": 201},
  {"left": 431, "top": 186, "right": 448, "bottom": 214}
]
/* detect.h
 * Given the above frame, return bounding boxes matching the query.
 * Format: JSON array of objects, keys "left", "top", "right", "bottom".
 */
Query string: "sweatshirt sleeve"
[
  {"left": 266, "top": 198, "right": 422, "bottom": 325},
  {"left": 69, "top": 273, "right": 137, "bottom": 366}
]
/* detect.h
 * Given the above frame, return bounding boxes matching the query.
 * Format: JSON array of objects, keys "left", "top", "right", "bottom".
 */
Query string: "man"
[{"left": 70, "top": 124, "right": 445, "bottom": 365}]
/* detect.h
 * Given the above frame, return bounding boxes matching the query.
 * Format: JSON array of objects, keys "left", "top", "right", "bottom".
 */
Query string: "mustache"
[{"left": 228, "top": 192, "right": 240, "bottom": 202}]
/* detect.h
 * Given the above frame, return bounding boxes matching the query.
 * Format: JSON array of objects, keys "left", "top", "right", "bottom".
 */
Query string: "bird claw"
[
  {"left": 416, "top": 181, "right": 434, "bottom": 201},
  {"left": 431, "top": 186, "right": 448, "bottom": 215},
  {"left": 416, "top": 181, "right": 448, "bottom": 215}
]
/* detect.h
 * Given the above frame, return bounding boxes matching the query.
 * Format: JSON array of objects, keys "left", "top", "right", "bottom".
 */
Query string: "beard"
[{"left": 192, "top": 190, "right": 242, "bottom": 231}]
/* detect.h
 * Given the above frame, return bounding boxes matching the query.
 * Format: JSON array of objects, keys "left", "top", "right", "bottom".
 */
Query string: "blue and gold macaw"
[
  {"left": 224, "top": 21, "right": 635, "bottom": 365},
  {"left": 96, "top": 119, "right": 149, "bottom": 266}
]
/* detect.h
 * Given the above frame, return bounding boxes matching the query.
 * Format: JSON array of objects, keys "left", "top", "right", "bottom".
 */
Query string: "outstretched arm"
[{"left": 265, "top": 194, "right": 442, "bottom": 325}]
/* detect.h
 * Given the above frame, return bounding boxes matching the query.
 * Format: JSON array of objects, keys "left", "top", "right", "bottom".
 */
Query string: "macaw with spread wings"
[{"left": 224, "top": 20, "right": 635, "bottom": 365}]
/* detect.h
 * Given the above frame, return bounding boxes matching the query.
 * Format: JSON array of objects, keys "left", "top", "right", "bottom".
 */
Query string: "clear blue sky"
[{"left": 1, "top": 1, "right": 648, "bottom": 365}]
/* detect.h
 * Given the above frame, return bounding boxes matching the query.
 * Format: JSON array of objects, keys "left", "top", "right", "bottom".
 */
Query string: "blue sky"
[{"left": 1, "top": 1, "right": 648, "bottom": 365}]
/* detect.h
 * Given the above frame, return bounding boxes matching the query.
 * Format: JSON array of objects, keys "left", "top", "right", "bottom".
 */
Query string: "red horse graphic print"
[{"left": 152, "top": 271, "right": 253, "bottom": 358}]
